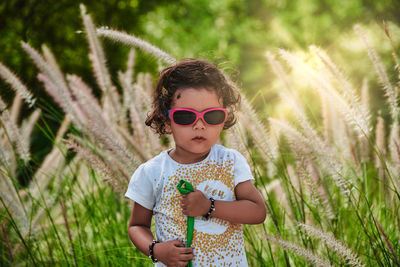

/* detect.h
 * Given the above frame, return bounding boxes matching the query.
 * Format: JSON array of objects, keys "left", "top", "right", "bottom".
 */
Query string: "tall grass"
[{"left": 1, "top": 5, "right": 399, "bottom": 266}]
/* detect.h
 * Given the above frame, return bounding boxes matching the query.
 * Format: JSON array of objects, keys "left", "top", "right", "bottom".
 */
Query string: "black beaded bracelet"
[
  {"left": 149, "top": 240, "right": 159, "bottom": 263},
  {"left": 204, "top": 197, "right": 215, "bottom": 220}
]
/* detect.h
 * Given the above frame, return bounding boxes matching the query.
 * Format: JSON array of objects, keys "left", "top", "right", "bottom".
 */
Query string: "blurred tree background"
[{"left": 0, "top": 0, "right": 399, "bottom": 176}]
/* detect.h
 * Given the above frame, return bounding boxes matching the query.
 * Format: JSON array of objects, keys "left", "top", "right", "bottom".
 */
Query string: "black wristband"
[
  {"left": 204, "top": 197, "right": 215, "bottom": 220},
  {"left": 148, "top": 240, "right": 159, "bottom": 263}
]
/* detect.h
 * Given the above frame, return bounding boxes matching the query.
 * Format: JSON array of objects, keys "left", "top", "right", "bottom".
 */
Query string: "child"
[{"left": 125, "top": 59, "right": 266, "bottom": 266}]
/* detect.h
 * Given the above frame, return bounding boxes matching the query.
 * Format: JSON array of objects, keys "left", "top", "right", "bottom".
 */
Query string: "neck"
[{"left": 168, "top": 147, "right": 211, "bottom": 164}]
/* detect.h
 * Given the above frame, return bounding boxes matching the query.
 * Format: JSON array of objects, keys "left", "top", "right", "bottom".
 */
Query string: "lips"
[{"left": 192, "top": 136, "right": 206, "bottom": 142}]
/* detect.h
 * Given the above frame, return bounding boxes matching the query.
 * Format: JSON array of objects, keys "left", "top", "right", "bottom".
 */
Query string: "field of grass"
[{"left": 1, "top": 5, "right": 399, "bottom": 267}]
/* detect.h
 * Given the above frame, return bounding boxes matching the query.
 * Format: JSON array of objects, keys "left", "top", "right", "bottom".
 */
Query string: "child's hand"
[
  {"left": 181, "top": 190, "right": 210, "bottom": 217},
  {"left": 153, "top": 239, "right": 194, "bottom": 267}
]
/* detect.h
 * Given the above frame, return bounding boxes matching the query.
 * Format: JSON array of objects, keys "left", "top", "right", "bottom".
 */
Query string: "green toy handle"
[{"left": 177, "top": 180, "right": 194, "bottom": 267}]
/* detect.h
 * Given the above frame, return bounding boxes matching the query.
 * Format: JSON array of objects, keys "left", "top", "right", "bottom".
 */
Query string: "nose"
[{"left": 193, "top": 117, "right": 206, "bottom": 129}]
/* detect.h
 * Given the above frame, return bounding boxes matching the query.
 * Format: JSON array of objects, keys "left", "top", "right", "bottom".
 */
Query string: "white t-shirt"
[{"left": 125, "top": 144, "right": 254, "bottom": 266}]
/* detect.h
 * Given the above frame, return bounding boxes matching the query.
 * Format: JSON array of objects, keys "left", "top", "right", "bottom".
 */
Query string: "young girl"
[{"left": 125, "top": 59, "right": 266, "bottom": 266}]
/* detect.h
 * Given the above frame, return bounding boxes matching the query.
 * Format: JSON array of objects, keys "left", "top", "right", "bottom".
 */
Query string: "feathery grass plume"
[
  {"left": 118, "top": 70, "right": 148, "bottom": 149},
  {"left": 96, "top": 27, "right": 176, "bottom": 65},
  {"left": 298, "top": 223, "right": 365, "bottom": 266},
  {"left": 221, "top": 65, "right": 278, "bottom": 163},
  {"left": 37, "top": 72, "right": 86, "bottom": 128},
  {"left": 295, "top": 154, "right": 335, "bottom": 220},
  {"left": 374, "top": 216, "right": 400, "bottom": 266},
  {"left": 85, "top": 118, "right": 139, "bottom": 175},
  {"left": 66, "top": 74, "right": 109, "bottom": 129},
  {"left": 295, "top": 156, "right": 318, "bottom": 206},
  {"left": 131, "top": 73, "right": 163, "bottom": 154},
  {"left": 264, "top": 234, "right": 333, "bottom": 267},
  {"left": 0, "top": 97, "right": 30, "bottom": 162},
  {"left": 225, "top": 121, "right": 251, "bottom": 164},
  {"left": 0, "top": 62, "right": 36, "bottom": 107},
  {"left": 266, "top": 51, "right": 327, "bottom": 152},
  {"left": 125, "top": 49, "right": 136, "bottom": 86},
  {"left": 64, "top": 138, "right": 124, "bottom": 193},
  {"left": 21, "top": 109, "right": 41, "bottom": 149},
  {"left": 135, "top": 73, "right": 153, "bottom": 112},
  {"left": 374, "top": 115, "right": 386, "bottom": 175},
  {"left": 114, "top": 124, "right": 150, "bottom": 162},
  {"left": 360, "top": 79, "right": 370, "bottom": 161},
  {"left": 41, "top": 45, "right": 70, "bottom": 98},
  {"left": 388, "top": 121, "right": 400, "bottom": 174},
  {"left": 240, "top": 96, "right": 279, "bottom": 162},
  {"left": 279, "top": 49, "right": 370, "bottom": 142},
  {"left": 126, "top": 92, "right": 147, "bottom": 148},
  {"left": 306, "top": 158, "right": 335, "bottom": 220},
  {"left": 269, "top": 118, "right": 351, "bottom": 195},
  {"left": 355, "top": 24, "right": 400, "bottom": 122},
  {"left": 321, "top": 89, "right": 332, "bottom": 142},
  {"left": 80, "top": 5, "right": 120, "bottom": 124},
  {"left": 10, "top": 94, "right": 22, "bottom": 126},
  {"left": 0, "top": 141, "right": 12, "bottom": 167},
  {"left": 119, "top": 49, "right": 136, "bottom": 131},
  {"left": 0, "top": 171, "right": 28, "bottom": 234},
  {"left": 21, "top": 42, "right": 80, "bottom": 126},
  {"left": 311, "top": 46, "right": 372, "bottom": 137}
]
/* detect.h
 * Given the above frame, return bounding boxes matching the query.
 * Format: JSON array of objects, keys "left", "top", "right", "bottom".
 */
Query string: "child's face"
[{"left": 166, "top": 87, "right": 224, "bottom": 162}]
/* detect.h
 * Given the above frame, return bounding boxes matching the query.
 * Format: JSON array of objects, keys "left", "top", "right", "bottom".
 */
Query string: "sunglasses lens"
[
  {"left": 204, "top": 110, "right": 226, "bottom": 125},
  {"left": 172, "top": 110, "right": 196, "bottom": 125}
]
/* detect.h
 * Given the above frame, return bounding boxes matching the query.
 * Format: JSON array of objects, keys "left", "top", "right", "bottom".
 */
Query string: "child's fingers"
[
  {"left": 172, "top": 239, "right": 185, "bottom": 247},
  {"left": 178, "top": 247, "right": 194, "bottom": 254}
]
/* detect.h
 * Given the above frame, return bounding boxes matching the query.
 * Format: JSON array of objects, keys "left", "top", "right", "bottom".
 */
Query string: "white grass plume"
[
  {"left": 0, "top": 171, "right": 29, "bottom": 234},
  {"left": 240, "top": 96, "right": 279, "bottom": 162},
  {"left": 66, "top": 74, "right": 108, "bottom": 128},
  {"left": 298, "top": 223, "right": 365, "bottom": 266},
  {"left": 41, "top": 45, "right": 70, "bottom": 98},
  {"left": 375, "top": 115, "right": 386, "bottom": 170},
  {"left": 21, "top": 109, "right": 41, "bottom": 149},
  {"left": 354, "top": 24, "right": 399, "bottom": 122},
  {"left": 80, "top": 4, "right": 114, "bottom": 95},
  {"left": 80, "top": 4, "right": 120, "bottom": 125},
  {"left": 360, "top": 79, "right": 370, "bottom": 162},
  {"left": 10, "top": 94, "right": 22, "bottom": 127},
  {"left": 388, "top": 121, "right": 400, "bottom": 171},
  {"left": 266, "top": 51, "right": 326, "bottom": 148},
  {"left": 119, "top": 49, "right": 136, "bottom": 130},
  {"left": 0, "top": 97, "right": 30, "bottom": 162},
  {"left": 269, "top": 118, "right": 351, "bottom": 195},
  {"left": 279, "top": 49, "right": 371, "bottom": 140},
  {"left": 96, "top": 27, "right": 176, "bottom": 65},
  {"left": 0, "top": 62, "right": 36, "bottom": 107},
  {"left": 85, "top": 118, "right": 139, "bottom": 174},
  {"left": 64, "top": 137, "right": 124, "bottom": 193},
  {"left": 21, "top": 42, "right": 80, "bottom": 126},
  {"left": 311, "top": 45, "right": 372, "bottom": 137},
  {"left": 264, "top": 234, "right": 333, "bottom": 267}
]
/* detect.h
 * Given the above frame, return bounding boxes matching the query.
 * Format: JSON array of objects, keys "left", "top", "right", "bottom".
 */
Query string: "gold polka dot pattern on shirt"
[{"left": 154, "top": 158, "right": 246, "bottom": 266}]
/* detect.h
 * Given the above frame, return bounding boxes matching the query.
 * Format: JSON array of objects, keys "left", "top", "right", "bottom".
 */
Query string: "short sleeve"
[
  {"left": 232, "top": 150, "right": 254, "bottom": 186},
  {"left": 125, "top": 164, "right": 156, "bottom": 210}
]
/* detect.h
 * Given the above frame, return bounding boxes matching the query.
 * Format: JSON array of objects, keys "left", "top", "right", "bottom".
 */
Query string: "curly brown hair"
[{"left": 145, "top": 58, "right": 241, "bottom": 135}]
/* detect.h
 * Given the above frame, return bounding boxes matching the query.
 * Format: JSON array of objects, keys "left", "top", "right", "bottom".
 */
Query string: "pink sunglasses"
[{"left": 168, "top": 108, "right": 227, "bottom": 126}]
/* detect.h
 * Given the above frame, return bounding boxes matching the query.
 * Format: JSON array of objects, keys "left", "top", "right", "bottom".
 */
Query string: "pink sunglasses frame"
[{"left": 168, "top": 108, "right": 228, "bottom": 126}]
